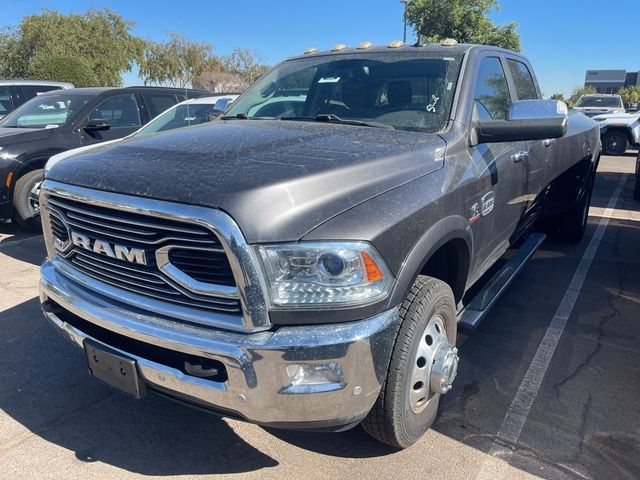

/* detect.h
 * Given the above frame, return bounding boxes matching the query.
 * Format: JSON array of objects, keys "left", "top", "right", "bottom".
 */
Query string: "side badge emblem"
[{"left": 480, "top": 191, "right": 495, "bottom": 217}]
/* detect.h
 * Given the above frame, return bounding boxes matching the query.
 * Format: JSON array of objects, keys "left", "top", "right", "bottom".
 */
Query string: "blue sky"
[{"left": 4, "top": 0, "right": 639, "bottom": 96}]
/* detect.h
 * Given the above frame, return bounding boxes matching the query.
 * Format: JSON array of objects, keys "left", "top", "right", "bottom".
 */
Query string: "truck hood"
[
  {"left": 46, "top": 120, "right": 446, "bottom": 242},
  {"left": 593, "top": 112, "right": 640, "bottom": 125},
  {"left": 0, "top": 127, "right": 53, "bottom": 145}
]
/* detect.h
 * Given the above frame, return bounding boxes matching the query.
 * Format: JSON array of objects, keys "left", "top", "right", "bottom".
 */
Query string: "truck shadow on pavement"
[
  {"left": 0, "top": 223, "right": 44, "bottom": 266},
  {"left": 0, "top": 297, "right": 279, "bottom": 475},
  {"left": 2, "top": 170, "right": 638, "bottom": 476}
]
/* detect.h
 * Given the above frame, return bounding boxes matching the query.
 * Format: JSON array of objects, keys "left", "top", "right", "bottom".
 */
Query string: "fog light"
[{"left": 281, "top": 363, "right": 345, "bottom": 394}]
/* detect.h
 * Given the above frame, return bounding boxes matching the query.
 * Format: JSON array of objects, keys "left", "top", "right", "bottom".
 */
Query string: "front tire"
[
  {"left": 362, "top": 276, "right": 458, "bottom": 449},
  {"left": 13, "top": 169, "right": 43, "bottom": 231},
  {"left": 602, "top": 131, "right": 629, "bottom": 156}
]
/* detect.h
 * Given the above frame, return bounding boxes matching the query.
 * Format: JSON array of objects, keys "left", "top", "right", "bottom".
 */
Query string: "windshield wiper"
[
  {"left": 220, "top": 113, "right": 248, "bottom": 120},
  {"left": 220, "top": 113, "right": 280, "bottom": 121},
  {"left": 281, "top": 114, "right": 395, "bottom": 129}
]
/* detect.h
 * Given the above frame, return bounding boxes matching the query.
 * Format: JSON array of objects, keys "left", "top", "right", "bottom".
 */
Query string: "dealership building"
[{"left": 584, "top": 69, "right": 640, "bottom": 94}]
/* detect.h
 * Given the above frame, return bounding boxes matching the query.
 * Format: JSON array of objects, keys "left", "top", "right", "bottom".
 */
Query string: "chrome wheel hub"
[
  {"left": 430, "top": 343, "right": 459, "bottom": 394},
  {"left": 409, "top": 314, "right": 459, "bottom": 413},
  {"left": 29, "top": 180, "right": 42, "bottom": 215}
]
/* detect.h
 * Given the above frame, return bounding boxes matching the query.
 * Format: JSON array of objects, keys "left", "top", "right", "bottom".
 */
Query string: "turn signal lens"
[{"left": 362, "top": 251, "right": 384, "bottom": 282}]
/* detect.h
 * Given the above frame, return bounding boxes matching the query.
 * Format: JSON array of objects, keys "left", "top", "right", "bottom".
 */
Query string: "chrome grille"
[{"left": 45, "top": 194, "right": 241, "bottom": 317}]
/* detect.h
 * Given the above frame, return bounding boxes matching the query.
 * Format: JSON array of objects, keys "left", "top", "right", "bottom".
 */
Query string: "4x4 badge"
[{"left": 480, "top": 191, "right": 495, "bottom": 216}]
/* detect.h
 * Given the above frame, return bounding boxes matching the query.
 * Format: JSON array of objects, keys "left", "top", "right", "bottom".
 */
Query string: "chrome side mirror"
[{"left": 474, "top": 100, "right": 568, "bottom": 145}]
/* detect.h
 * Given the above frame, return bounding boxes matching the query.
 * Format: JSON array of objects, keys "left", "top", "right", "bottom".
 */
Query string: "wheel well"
[
  {"left": 419, "top": 239, "right": 469, "bottom": 303},
  {"left": 8, "top": 157, "right": 48, "bottom": 199},
  {"left": 544, "top": 155, "right": 595, "bottom": 210}
]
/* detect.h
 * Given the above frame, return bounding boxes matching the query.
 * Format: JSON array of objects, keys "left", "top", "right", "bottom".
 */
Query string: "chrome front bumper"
[{"left": 40, "top": 260, "right": 399, "bottom": 429}]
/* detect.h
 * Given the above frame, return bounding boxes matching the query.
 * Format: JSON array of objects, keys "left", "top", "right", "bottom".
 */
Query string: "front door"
[
  {"left": 468, "top": 56, "right": 527, "bottom": 271},
  {"left": 79, "top": 93, "right": 143, "bottom": 146}
]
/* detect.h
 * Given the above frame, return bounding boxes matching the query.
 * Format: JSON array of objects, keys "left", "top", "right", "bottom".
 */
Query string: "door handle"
[
  {"left": 543, "top": 138, "right": 556, "bottom": 147},
  {"left": 511, "top": 150, "right": 529, "bottom": 163}
]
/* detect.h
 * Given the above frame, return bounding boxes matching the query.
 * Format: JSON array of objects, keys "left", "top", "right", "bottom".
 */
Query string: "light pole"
[{"left": 400, "top": 0, "right": 410, "bottom": 43}]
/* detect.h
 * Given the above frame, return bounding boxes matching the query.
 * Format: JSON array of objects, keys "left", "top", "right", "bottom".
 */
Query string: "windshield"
[
  {"left": 226, "top": 52, "right": 463, "bottom": 133},
  {"left": 136, "top": 102, "right": 221, "bottom": 137},
  {"left": 575, "top": 96, "right": 623, "bottom": 108},
  {"left": 0, "top": 92, "right": 91, "bottom": 128}
]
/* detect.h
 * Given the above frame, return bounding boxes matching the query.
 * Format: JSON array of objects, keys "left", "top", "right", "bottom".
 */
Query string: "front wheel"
[
  {"left": 13, "top": 169, "right": 43, "bottom": 231},
  {"left": 361, "top": 276, "right": 458, "bottom": 449},
  {"left": 602, "top": 131, "right": 629, "bottom": 156}
]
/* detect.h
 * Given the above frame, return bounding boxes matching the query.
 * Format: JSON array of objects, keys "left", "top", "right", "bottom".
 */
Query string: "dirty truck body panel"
[{"left": 39, "top": 44, "right": 600, "bottom": 434}]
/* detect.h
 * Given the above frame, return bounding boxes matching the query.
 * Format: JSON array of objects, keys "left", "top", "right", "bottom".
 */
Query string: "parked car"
[
  {"left": 39, "top": 42, "right": 599, "bottom": 449},
  {"left": 44, "top": 94, "right": 239, "bottom": 174},
  {"left": 0, "top": 86, "right": 209, "bottom": 228},
  {"left": 0, "top": 80, "right": 74, "bottom": 119},
  {"left": 593, "top": 111, "right": 640, "bottom": 155},
  {"left": 573, "top": 94, "right": 626, "bottom": 117}
]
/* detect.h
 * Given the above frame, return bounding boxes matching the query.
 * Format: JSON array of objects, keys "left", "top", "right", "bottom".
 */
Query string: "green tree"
[
  {"left": 618, "top": 85, "right": 640, "bottom": 107},
  {"left": 567, "top": 85, "right": 596, "bottom": 107},
  {"left": 550, "top": 93, "right": 565, "bottom": 101},
  {"left": 406, "top": 0, "right": 521, "bottom": 52},
  {"left": 29, "top": 55, "right": 98, "bottom": 86},
  {"left": 0, "top": 8, "right": 144, "bottom": 87},
  {"left": 139, "top": 33, "right": 215, "bottom": 88},
  {"left": 194, "top": 48, "right": 270, "bottom": 93}
]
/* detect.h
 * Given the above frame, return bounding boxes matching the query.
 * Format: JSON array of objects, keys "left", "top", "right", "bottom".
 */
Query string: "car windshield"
[
  {"left": 226, "top": 52, "right": 464, "bottom": 133},
  {"left": 575, "top": 96, "right": 623, "bottom": 108},
  {"left": 135, "top": 102, "right": 221, "bottom": 137},
  {"left": 0, "top": 92, "right": 91, "bottom": 128}
]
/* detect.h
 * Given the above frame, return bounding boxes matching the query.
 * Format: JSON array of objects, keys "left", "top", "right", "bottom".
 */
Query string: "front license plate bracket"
[{"left": 84, "top": 339, "right": 147, "bottom": 399}]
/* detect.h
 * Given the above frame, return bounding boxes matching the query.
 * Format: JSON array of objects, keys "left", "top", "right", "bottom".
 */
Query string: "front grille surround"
[{"left": 40, "top": 180, "right": 271, "bottom": 332}]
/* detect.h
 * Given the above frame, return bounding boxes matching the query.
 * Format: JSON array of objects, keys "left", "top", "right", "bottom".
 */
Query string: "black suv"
[{"left": 0, "top": 86, "right": 208, "bottom": 227}]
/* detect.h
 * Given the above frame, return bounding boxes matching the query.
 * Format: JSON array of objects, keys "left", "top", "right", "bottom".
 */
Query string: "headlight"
[{"left": 257, "top": 242, "right": 393, "bottom": 308}]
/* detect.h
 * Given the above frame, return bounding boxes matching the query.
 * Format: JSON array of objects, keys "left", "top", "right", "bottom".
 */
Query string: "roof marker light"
[
  {"left": 304, "top": 47, "right": 318, "bottom": 55},
  {"left": 388, "top": 40, "right": 404, "bottom": 48},
  {"left": 331, "top": 43, "right": 347, "bottom": 51},
  {"left": 357, "top": 41, "right": 374, "bottom": 50}
]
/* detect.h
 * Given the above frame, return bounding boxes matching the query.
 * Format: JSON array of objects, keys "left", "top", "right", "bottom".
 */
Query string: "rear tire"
[
  {"left": 13, "top": 169, "right": 43, "bottom": 231},
  {"left": 361, "top": 276, "right": 458, "bottom": 449},
  {"left": 555, "top": 170, "right": 595, "bottom": 244},
  {"left": 602, "top": 131, "right": 629, "bottom": 156}
]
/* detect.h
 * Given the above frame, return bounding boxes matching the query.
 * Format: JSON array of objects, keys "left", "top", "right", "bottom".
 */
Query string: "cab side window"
[
  {"left": 89, "top": 94, "right": 141, "bottom": 128},
  {"left": 473, "top": 57, "right": 511, "bottom": 120},
  {"left": 0, "top": 86, "right": 13, "bottom": 116},
  {"left": 507, "top": 59, "right": 538, "bottom": 100}
]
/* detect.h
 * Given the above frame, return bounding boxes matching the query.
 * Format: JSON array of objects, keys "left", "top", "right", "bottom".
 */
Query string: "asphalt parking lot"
[{"left": 1, "top": 153, "right": 639, "bottom": 480}]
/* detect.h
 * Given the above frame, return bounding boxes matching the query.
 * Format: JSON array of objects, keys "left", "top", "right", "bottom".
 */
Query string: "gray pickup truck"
[{"left": 38, "top": 42, "right": 600, "bottom": 448}]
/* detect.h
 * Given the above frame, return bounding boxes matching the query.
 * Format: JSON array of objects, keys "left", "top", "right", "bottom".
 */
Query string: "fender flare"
[{"left": 387, "top": 215, "right": 473, "bottom": 308}]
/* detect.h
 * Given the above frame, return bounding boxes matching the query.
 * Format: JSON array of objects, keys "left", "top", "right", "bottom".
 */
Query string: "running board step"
[{"left": 457, "top": 233, "right": 546, "bottom": 334}]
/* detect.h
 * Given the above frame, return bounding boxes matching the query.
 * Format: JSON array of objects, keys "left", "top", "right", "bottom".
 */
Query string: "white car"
[
  {"left": 573, "top": 94, "right": 626, "bottom": 117},
  {"left": 593, "top": 111, "right": 640, "bottom": 155},
  {"left": 44, "top": 94, "right": 238, "bottom": 174}
]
